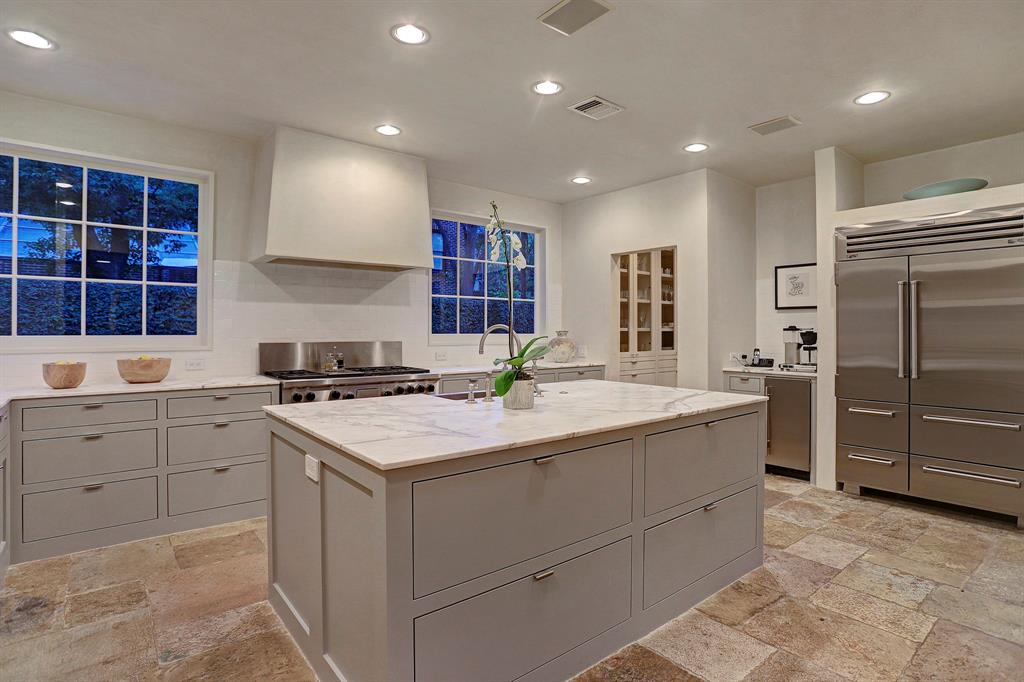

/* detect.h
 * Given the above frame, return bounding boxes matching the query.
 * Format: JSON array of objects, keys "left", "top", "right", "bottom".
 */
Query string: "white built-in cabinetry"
[{"left": 615, "top": 248, "right": 677, "bottom": 386}]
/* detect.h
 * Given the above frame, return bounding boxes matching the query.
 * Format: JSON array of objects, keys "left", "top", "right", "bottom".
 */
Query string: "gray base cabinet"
[{"left": 266, "top": 402, "right": 766, "bottom": 682}]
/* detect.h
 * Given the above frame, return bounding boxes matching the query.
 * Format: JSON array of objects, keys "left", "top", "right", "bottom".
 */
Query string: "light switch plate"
[
  {"left": 185, "top": 358, "right": 205, "bottom": 371},
  {"left": 577, "top": 345, "right": 588, "bottom": 358},
  {"left": 304, "top": 455, "right": 320, "bottom": 482}
]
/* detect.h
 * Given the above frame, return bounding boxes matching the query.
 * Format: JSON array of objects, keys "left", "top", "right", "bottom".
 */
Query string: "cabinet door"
[
  {"left": 836, "top": 257, "right": 909, "bottom": 403},
  {"left": 910, "top": 247, "right": 1024, "bottom": 413},
  {"left": 766, "top": 378, "right": 811, "bottom": 472}
]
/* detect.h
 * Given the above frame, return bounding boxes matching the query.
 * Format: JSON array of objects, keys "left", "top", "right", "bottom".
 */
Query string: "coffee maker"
[{"left": 783, "top": 326, "right": 817, "bottom": 369}]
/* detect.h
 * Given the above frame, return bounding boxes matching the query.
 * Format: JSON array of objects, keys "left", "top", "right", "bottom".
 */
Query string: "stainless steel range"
[{"left": 259, "top": 341, "right": 438, "bottom": 403}]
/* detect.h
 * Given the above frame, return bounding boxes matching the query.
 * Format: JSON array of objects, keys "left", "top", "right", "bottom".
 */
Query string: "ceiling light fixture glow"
[
  {"left": 854, "top": 90, "right": 891, "bottom": 105},
  {"left": 683, "top": 142, "right": 709, "bottom": 153},
  {"left": 375, "top": 124, "right": 401, "bottom": 136},
  {"left": 571, "top": 176, "right": 592, "bottom": 185},
  {"left": 532, "top": 80, "right": 563, "bottom": 95},
  {"left": 390, "top": 24, "right": 429, "bottom": 45},
  {"left": 7, "top": 29, "right": 55, "bottom": 49}
]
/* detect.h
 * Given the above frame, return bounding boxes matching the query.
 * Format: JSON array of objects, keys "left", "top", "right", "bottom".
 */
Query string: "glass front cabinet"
[{"left": 615, "top": 247, "right": 677, "bottom": 386}]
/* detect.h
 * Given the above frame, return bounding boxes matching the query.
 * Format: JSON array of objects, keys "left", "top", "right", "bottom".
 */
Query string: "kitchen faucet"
[{"left": 478, "top": 324, "right": 524, "bottom": 399}]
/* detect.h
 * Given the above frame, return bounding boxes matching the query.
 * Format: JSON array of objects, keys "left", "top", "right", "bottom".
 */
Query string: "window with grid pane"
[
  {"left": 0, "top": 151, "right": 203, "bottom": 339},
  {"left": 430, "top": 218, "right": 537, "bottom": 336}
]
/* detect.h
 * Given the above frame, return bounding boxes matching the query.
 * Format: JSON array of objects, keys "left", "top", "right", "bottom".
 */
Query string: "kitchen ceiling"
[{"left": 1, "top": 0, "right": 1022, "bottom": 203}]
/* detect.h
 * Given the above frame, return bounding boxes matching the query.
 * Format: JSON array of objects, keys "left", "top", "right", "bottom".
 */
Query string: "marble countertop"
[
  {"left": 264, "top": 379, "right": 767, "bottom": 471},
  {"left": 0, "top": 375, "right": 279, "bottom": 409},
  {"left": 432, "top": 360, "right": 605, "bottom": 375},
  {"left": 722, "top": 366, "right": 817, "bottom": 379}
]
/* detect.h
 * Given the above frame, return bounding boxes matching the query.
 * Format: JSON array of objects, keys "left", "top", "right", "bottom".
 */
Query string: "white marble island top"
[{"left": 264, "top": 379, "right": 767, "bottom": 471}]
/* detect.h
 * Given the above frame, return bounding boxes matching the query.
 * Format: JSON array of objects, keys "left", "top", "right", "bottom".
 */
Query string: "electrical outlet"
[
  {"left": 185, "top": 358, "right": 205, "bottom": 371},
  {"left": 577, "top": 345, "right": 588, "bottom": 358},
  {"left": 304, "top": 455, "right": 320, "bottom": 482},
  {"left": 434, "top": 351, "right": 448, "bottom": 361},
  {"left": 729, "top": 353, "right": 743, "bottom": 364}
]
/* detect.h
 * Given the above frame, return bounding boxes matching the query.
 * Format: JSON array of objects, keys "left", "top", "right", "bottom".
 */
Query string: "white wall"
[{"left": 753, "top": 176, "right": 817, "bottom": 361}]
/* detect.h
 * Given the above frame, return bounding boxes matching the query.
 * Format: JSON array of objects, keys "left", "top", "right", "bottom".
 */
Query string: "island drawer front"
[
  {"left": 21, "top": 399, "right": 157, "bottom": 432},
  {"left": 837, "top": 399, "right": 908, "bottom": 452},
  {"left": 167, "top": 461, "right": 266, "bottom": 516},
  {"left": 534, "top": 371, "right": 557, "bottom": 385},
  {"left": 910, "top": 406, "right": 1024, "bottom": 470},
  {"left": 836, "top": 445, "right": 909, "bottom": 492},
  {"left": 910, "top": 455, "right": 1023, "bottom": 516},
  {"left": 413, "top": 439, "right": 632, "bottom": 597},
  {"left": 23, "top": 476, "right": 158, "bottom": 542},
  {"left": 727, "top": 375, "right": 763, "bottom": 394},
  {"left": 643, "top": 412, "right": 758, "bottom": 516},
  {"left": 22, "top": 428, "right": 158, "bottom": 484},
  {"left": 167, "top": 419, "right": 267, "bottom": 466},
  {"left": 414, "top": 538, "right": 631, "bottom": 682},
  {"left": 437, "top": 376, "right": 484, "bottom": 395},
  {"left": 166, "top": 391, "right": 274, "bottom": 419},
  {"left": 642, "top": 486, "right": 757, "bottom": 609},
  {"left": 621, "top": 359, "right": 658, "bottom": 372},
  {"left": 556, "top": 368, "right": 604, "bottom": 382}
]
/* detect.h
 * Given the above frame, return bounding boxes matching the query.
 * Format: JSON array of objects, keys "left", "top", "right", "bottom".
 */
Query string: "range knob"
[
  {"left": 394, "top": 386, "right": 405, "bottom": 395},
  {"left": 328, "top": 390, "right": 341, "bottom": 400},
  {"left": 382, "top": 390, "right": 393, "bottom": 397},
  {"left": 303, "top": 392, "right": 316, "bottom": 402},
  {"left": 414, "top": 384, "right": 425, "bottom": 393},
  {"left": 291, "top": 393, "right": 303, "bottom": 403},
  {"left": 343, "top": 392, "right": 356, "bottom": 400},
  {"left": 406, "top": 385, "right": 417, "bottom": 394},
  {"left": 425, "top": 384, "right": 435, "bottom": 393}
]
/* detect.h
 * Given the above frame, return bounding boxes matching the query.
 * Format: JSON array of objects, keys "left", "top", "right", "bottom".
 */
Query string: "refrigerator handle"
[
  {"left": 897, "top": 281, "right": 907, "bottom": 378},
  {"left": 910, "top": 280, "right": 920, "bottom": 379}
]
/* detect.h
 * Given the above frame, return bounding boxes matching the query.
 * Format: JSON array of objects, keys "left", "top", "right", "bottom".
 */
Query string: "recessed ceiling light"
[
  {"left": 390, "top": 24, "right": 429, "bottom": 45},
  {"left": 683, "top": 142, "right": 709, "bottom": 153},
  {"left": 55, "top": 182, "right": 73, "bottom": 188},
  {"left": 59, "top": 200, "right": 76, "bottom": 206},
  {"left": 532, "top": 80, "right": 563, "bottom": 95},
  {"left": 7, "top": 29, "right": 55, "bottom": 49},
  {"left": 854, "top": 90, "right": 891, "bottom": 105},
  {"left": 571, "top": 176, "right": 592, "bottom": 185},
  {"left": 375, "top": 124, "right": 401, "bottom": 136}
]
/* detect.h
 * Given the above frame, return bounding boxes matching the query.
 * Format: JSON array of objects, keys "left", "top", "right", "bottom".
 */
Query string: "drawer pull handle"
[
  {"left": 533, "top": 455, "right": 556, "bottom": 465},
  {"left": 705, "top": 420, "right": 718, "bottom": 428},
  {"left": 214, "top": 466, "right": 232, "bottom": 472},
  {"left": 848, "top": 407, "right": 896, "bottom": 418},
  {"left": 921, "top": 465, "right": 1021, "bottom": 488},
  {"left": 848, "top": 453, "right": 896, "bottom": 466},
  {"left": 213, "top": 422, "right": 230, "bottom": 428},
  {"left": 703, "top": 503, "right": 719, "bottom": 511},
  {"left": 82, "top": 404, "right": 104, "bottom": 410},
  {"left": 82, "top": 434, "right": 104, "bottom": 441},
  {"left": 82, "top": 484, "right": 104, "bottom": 491},
  {"left": 533, "top": 569, "right": 556, "bottom": 581},
  {"left": 213, "top": 395, "right": 231, "bottom": 400},
  {"left": 921, "top": 415, "right": 1021, "bottom": 432},
  {"left": 577, "top": 371, "right": 586, "bottom": 375}
]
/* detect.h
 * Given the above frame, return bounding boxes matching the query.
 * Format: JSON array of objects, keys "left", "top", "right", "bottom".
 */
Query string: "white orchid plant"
[{"left": 487, "top": 201, "right": 549, "bottom": 396}]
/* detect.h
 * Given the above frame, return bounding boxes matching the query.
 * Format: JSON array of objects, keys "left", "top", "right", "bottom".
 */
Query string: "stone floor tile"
[
  {"left": 784, "top": 533, "right": 867, "bottom": 569},
  {"left": 156, "top": 601, "right": 284, "bottom": 664},
  {"left": 762, "top": 488, "right": 792, "bottom": 509},
  {"left": 740, "top": 597, "right": 918, "bottom": 682},
  {"left": 831, "top": 559, "right": 936, "bottom": 609},
  {"left": 762, "top": 516, "right": 810, "bottom": 549},
  {"left": 963, "top": 535, "right": 1024, "bottom": 606},
  {"left": 0, "top": 554, "right": 72, "bottom": 600},
  {"left": 765, "top": 497, "right": 840, "bottom": 529},
  {"left": 763, "top": 476, "right": 812, "bottom": 495},
  {"left": 168, "top": 516, "right": 267, "bottom": 547},
  {"left": 696, "top": 579, "right": 783, "bottom": 627},
  {"left": 69, "top": 536, "right": 178, "bottom": 593},
  {"left": 815, "top": 522, "right": 915, "bottom": 554},
  {"left": 829, "top": 508, "right": 883, "bottom": 531},
  {"left": 920, "top": 584, "right": 1024, "bottom": 645},
  {"left": 809, "top": 582, "right": 937, "bottom": 642},
  {"left": 900, "top": 619, "right": 1024, "bottom": 682},
  {"left": 64, "top": 579, "right": 149, "bottom": 628},
  {"left": 744, "top": 548, "right": 838, "bottom": 598},
  {"left": 160, "top": 629, "right": 316, "bottom": 682},
  {"left": 642, "top": 610, "right": 776, "bottom": 682},
  {"left": 858, "top": 549, "right": 969, "bottom": 587},
  {"left": 741, "top": 650, "right": 846, "bottom": 682},
  {"left": 0, "top": 590, "right": 63, "bottom": 645},
  {"left": 573, "top": 644, "right": 702, "bottom": 682},
  {"left": 801, "top": 487, "right": 890, "bottom": 515},
  {"left": 857, "top": 509, "right": 932, "bottom": 542},
  {"left": 147, "top": 553, "right": 267, "bottom": 630},
  {"left": 900, "top": 532, "right": 992, "bottom": 574},
  {"left": 172, "top": 530, "right": 266, "bottom": 570}
]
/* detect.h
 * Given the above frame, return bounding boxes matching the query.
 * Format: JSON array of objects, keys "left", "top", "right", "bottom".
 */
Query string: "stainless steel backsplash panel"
[{"left": 258, "top": 342, "right": 403, "bottom": 372}]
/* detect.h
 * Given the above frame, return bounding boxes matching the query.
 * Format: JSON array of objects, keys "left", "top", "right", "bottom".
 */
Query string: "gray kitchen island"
[{"left": 263, "top": 380, "right": 768, "bottom": 682}]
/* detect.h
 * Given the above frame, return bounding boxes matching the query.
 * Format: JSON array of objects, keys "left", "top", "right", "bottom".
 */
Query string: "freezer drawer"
[
  {"left": 837, "top": 399, "right": 909, "bottom": 452},
  {"left": 910, "top": 406, "right": 1024, "bottom": 471},
  {"left": 836, "top": 445, "right": 909, "bottom": 493},
  {"left": 766, "top": 378, "right": 811, "bottom": 472},
  {"left": 910, "top": 455, "right": 1022, "bottom": 520}
]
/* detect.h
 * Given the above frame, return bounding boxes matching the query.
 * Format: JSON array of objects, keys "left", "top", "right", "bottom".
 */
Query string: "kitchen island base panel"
[{"left": 266, "top": 400, "right": 766, "bottom": 682}]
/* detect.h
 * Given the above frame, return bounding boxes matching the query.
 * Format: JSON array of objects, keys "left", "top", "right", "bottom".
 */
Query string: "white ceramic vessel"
[{"left": 548, "top": 330, "right": 577, "bottom": 363}]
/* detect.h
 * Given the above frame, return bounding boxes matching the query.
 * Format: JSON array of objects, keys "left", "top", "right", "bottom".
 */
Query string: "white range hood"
[{"left": 248, "top": 126, "right": 433, "bottom": 269}]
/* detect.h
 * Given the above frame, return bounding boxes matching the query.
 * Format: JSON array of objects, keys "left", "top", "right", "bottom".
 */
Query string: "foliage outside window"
[
  {"left": 430, "top": 216, "right": 538, "bottom": 336},
  {"left": 0, "top": 149, "right": 205, "bottom": 344}
]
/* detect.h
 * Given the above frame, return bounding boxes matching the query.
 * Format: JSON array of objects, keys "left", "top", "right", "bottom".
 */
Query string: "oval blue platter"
[{"left": 903, "top": 178, "right": 988, "bottom": 200}]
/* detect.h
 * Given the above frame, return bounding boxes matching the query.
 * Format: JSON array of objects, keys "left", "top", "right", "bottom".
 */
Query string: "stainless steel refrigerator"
[{"left": 833, "top": 205, "right": 1024, "bottom": 528}]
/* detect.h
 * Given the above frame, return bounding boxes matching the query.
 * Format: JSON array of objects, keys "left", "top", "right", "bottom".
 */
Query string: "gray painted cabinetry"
[{"left": 266, "top": 401, "right": 765, "bottom": 682}]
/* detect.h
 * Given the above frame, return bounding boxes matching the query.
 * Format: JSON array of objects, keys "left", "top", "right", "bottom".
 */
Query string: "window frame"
[
  {"left": 428, "top": 210, "right": 543, "bottom": 347},
  {"left": 0, "top": 138, "right": 214, "bottom": 352}
]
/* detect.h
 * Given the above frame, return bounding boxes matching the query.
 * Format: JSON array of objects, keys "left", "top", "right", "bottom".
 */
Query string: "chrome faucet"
[{"left": 478, "top": 324, "right": 523, "bottom": 356}]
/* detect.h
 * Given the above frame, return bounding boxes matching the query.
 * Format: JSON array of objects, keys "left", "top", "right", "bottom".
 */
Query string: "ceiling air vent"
[
  {"left": 748, "top": 115, "right": 802, "bottom": 136},
  {"left": 539, "top": 0, "right": 612, "bottom": 36},
  {"left": 569, "top": 95, "right": 624, "bottom": 120}
]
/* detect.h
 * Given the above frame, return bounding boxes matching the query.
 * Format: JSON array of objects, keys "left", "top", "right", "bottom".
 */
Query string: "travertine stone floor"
[{"left": 1, "top": 476, "right": 1021, "bottom": 681}]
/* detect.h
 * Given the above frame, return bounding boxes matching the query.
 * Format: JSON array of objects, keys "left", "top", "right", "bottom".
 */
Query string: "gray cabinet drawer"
[
  {"left": 22, "top": 477, "right": 157, "bottom": 542},
  {"left": 414, "top": 538, "right": 631, "bottom": 682},
  {"left": 167, "top": 461, "right": 266, "bottom": 516},
  {"left": 22, "top": 429, "right": 157, "bottom": 484},
  {"left": 644, "top": 412, "right": 758, "bottom": 516},
  {"left": 534, "top": 370, "right": 557, "bottom": 385},
  {"left": 22, "top": 399, "right": 157, "bottom": 432},
  {"left": 911, "top": 406, "right": 1023, "bottom": 470},
  {"left": 167, "top": 419, "right": 267, "bottom": 466},
  {"left": 837, "top": 399, "right": 908, "bottom": 452},
  {"left": 166, "top": 391, "right": 273, "bottom": 419},
  {"left": 836, "top": 445, "right": 909, "bottom": 492},
  {"left": 643, "top": 486, "right": 757, "bottom": 608},
  {"left": 556, "top": 368, "right": 604, "bottom": 382},
  {"left": 437, "top": 376, "right": 484, "bottom": 395},
  {"left": 910, "top": 455, "right": 1023, "bottom": 518},
  {"left": 727, "top": 374, "right": 763, "bottom": 394},
  {"left": 413, "top": 440, "right": 632, "bottom": 597}
]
